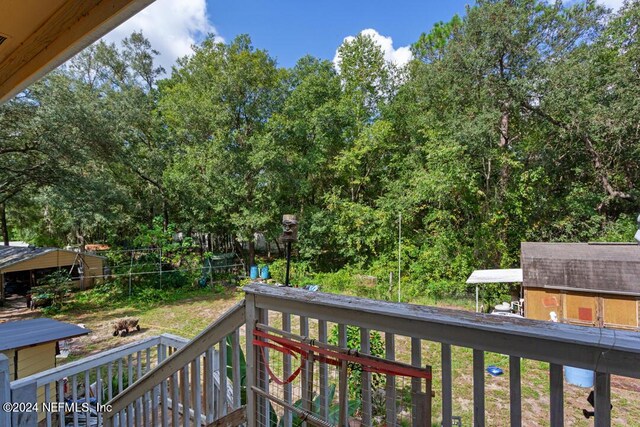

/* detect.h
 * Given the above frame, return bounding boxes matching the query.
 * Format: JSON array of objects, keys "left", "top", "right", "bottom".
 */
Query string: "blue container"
[
  {"left": 565, "top": 366, "right": 594, "bottom": 387},
  {"left": 260, "top": 265, "right": 270, "bottom": 279},
  {"left": 486, "top": 365, "right": 503, "bottom": 377},
  {"left": 250, "top": 265, "right": 259, "bottom": 280}
]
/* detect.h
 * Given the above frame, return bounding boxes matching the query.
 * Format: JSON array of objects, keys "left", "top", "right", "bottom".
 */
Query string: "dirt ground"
[
  {"left": 0, "top": 294, "right": 39, "bottom": 322},
  {"left": 0, "top": 289, "right": 243, "bottom": 362}
]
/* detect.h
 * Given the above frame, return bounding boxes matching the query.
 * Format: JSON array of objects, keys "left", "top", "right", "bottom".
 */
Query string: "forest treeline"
[{"left": 1, "top": 0, "right": 638, "bottom": 291}]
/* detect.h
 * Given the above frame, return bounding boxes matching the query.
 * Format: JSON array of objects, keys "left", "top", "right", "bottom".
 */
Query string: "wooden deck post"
[
  {"left": 11, "top": 380, "right": 38, "bottom": 427},
  {"left": 245, "top": 293, "right": 257, "bottom": 427},
  {"left": 0, "top": 354, "right": 10, "bottom": 427}
]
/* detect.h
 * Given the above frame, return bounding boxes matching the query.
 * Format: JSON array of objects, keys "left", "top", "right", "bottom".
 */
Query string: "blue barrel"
[
  {"left": 565, "top": 366, "right": 594, "bottom": 387},
  {"left": 250, "top": 265, "right": 259, "bottom": 280},
  {"left": 260, "top": 265, "right": 270, "bottom": 279}
]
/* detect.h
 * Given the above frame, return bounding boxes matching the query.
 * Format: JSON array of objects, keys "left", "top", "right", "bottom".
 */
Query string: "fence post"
[
  {"left": 11, "top": 380, "right": 38, "bottom": 427},
  {"left": 0, "top": 354, "right": 10, "bottom": 427}
]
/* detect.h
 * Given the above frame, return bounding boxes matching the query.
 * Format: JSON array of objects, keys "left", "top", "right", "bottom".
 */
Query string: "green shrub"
[{"left": 328, "top": 325, "right": 385, "bottom": 402}]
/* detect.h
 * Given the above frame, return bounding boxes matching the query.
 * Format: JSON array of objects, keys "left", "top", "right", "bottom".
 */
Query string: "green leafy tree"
[{"left": 160, "top": 35, "right": 286, "bottom": 268}]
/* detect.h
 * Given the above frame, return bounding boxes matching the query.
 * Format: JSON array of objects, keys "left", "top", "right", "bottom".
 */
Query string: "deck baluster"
[
  {"left": 231, "top": 328, "right": 241, "bottom": 409},
  {"left": 319, "top": 319, "right": 329, "bottom": 421},
  {"left": 549, "top": 363, "right": 564, "bottom": 427},
  {"left": 441, "top": 344, "right": 452, "bottom": 427},
  {"left": 44, "top": 382, "right": 52, "bottom": 427},
  {"left": 282, "top": 312, "right": 292, "bottom": 427},
  {"left": 595, "top": 372, "right": 611, "bottom": 427},
  {"left": 72, "top": 375, "right": 78, "bottom": 427},
  {"left": 361, "top": 327, "right": 372, "bottom": 426},
  {"left": 473, "top": 349, "right": 485, "bottom": 427},
  {"left": 193, "top": 357, "right": 202, "bottom": 427},
  {"left": 411, "top": 338, "right": 422, "bottom": 427},
  {"left": 385, "top": 332, "right": 397, "bottom": 427},
  {"left": 218, "top": 338, "right": 227, "bottom": 418},
  {"left": 510, "top": 356, "right": 522, "bottom": 427},
  {"left": 126, "top": 356, "right": 133, "bottom": 427},
  {"left": 205, "top": 347, "right": 215, "bottom": 423}
]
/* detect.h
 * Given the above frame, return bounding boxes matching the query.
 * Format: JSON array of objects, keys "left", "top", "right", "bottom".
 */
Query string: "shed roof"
[
  {"left": 466, "top": 269, "right": 522, "bottom": 284},
  {"left": 0, "top": 246, "right": 105, "bottom": 271},
  {"left": 0, "top": 246, "right": 55, "bottom": 270},
  {"left": 521, "top": 242, "right": 640, "bottom": 296},
  {"left": 0, "top": 318, "right": 90, "bottom": 351}
]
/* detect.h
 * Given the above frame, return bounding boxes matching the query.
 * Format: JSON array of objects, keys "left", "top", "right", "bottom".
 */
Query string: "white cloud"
[
  {"left": 596, "top": 0, "right": 624, "bottom": 10},
  {"left": 563, "top": 0, "right": 624, "bottom": 11},
  {"left": 102, "top": 0, "right": 218, "bottom": 75},
  {"left": 333, "top": 29, "right": 413, "bottom": 70}
]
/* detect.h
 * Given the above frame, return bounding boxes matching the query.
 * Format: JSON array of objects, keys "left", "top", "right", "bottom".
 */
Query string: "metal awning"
[
  {"left": 466, "top": 269, "right": 523, "bottom": 312},
  {"left": 466, "top": 268, "right": 523, "bottom": 284}
]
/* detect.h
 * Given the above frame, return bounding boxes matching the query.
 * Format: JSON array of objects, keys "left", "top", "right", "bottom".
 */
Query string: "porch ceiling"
[{"left": 0, "top": 0, "right": 155, "bottom": 104}]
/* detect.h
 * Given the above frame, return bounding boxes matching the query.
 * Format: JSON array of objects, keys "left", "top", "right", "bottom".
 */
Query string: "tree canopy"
[{"left": 1, "top": 0, "right": 638, "bottom": 290}]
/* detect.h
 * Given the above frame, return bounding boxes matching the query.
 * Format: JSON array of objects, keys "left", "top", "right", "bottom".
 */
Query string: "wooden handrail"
[
  {"left": 105, "top": 301, "right": 246, "bottom": 422},
  {"left": 244, "top": 283, "right": 640, "bottom": 378},
  {"left": 10, "top": 335, "right": 168, "bottom": 388}
]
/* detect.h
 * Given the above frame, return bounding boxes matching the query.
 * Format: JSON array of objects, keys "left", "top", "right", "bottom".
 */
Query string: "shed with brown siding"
[
  {"left": 0, "top": 246, "right": 105, "bottom": 302},
  {"left": 521, "top": 242, "right": 640, "bottom": 330}
]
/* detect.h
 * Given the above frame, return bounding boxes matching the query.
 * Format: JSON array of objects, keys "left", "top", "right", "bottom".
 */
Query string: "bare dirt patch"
[{"left": 0, "top": 295, "right": 39, "bottom": 323}]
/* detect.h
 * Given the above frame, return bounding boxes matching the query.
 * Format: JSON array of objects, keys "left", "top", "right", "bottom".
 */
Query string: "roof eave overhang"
[{"left": 0, "top": 0, "right": 155, "bottom": 104}]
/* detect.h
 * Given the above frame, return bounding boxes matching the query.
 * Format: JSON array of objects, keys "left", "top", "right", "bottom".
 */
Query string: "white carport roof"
[
  {"left": 466, "top": 269, "right": 523, "bottom": 312},
  {"left": 466, "top": 268, "right": 522, "bottom": 284}
]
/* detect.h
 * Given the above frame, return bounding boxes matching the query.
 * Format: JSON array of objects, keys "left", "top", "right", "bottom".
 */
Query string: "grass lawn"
[
  {"left": 24, "top": 284, "right": 639, "bottom": 426},
  {"left": 51, "top": 286, "right": 243, "bottom": 361}
]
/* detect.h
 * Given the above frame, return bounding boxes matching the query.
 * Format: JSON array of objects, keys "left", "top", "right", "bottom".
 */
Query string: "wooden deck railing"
[
  {"left": 240, "top": 284, "right": 639, "bottom": 427},
  {"left": 104, "top": 301, "right": 246, "bottom": 427},
  {"left": 6, "top": 333, "right": 190, "bottom": 427},
  {"left": 4, "top": 284, "right": 640, "bottom": 427}
]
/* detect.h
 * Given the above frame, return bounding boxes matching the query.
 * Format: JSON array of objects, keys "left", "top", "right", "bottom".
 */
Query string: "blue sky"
[
  {"left": 206, "top": 0, "right": 469, "bottom": 68},
  {"left": 103, "top": 0, "right": 624, "bottom": 74}
]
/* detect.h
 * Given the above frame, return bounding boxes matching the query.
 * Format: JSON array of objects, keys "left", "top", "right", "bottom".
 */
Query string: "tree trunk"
[
  {"left": 162, "top": 199, "right": 169, "bottom": 232},
  {"left": 75, "top": 226, "right": 86, "bottom": 252},
  {"left": 498, "top": 108, "right": 511, "bottom": 197},
  {"left": 521, "top": 101, "right": 632, "bottom": 207},
  {"left": 248, "top": 238, "right": 256, "bottom": 270},
  {"left": 0, "top": 203, "right": 8, "bottom": 245},
  {"left": 234, "top": 238, "right": 244, "bottom": 265}
]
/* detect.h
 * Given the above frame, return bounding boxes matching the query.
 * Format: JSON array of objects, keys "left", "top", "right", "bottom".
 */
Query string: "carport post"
[{"left": 476, "top": 285, "right": 479, "bottom": 313}]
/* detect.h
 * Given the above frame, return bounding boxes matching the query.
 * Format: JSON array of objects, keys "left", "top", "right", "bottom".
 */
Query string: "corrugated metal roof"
[
  {"left": 466, "top": 269, "right": 523, "bottom": 284},
  {"left": 0, "top": 246, "right": 55, "bottom": 270},
  {"left": 521, "top": 242, "right": 640, "bottom": 295},
  {"left": 0, "top": 318, "right": 90, "bottom": 351},
  {"left": 0, "top": 246, "right": 105, "bottom": 271}
]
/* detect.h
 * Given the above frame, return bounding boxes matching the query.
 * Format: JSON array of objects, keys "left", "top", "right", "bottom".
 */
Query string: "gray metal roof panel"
[
  {"left": 0, "top": 246, "right": 56, "bottom": 270},
  {"left": 0, "top": 246, "right": 105, "bottom": 271},
  {"left": 0, "top": 318, "right": 90, "bottom": 351},
  {"left": 521, "top": 242, "right": 640, "bottom": 295}
]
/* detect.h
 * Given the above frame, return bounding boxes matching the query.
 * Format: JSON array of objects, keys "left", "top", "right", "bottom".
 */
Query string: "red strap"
[
  {"left": 257, "top": 345, "right": 303, "bottom": 385},
  {"left": 253, "top": 339, "right": 299, "bottom": 359},
  {"left": 253, "top": 329, "right": 431, "bottom": 380}
]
